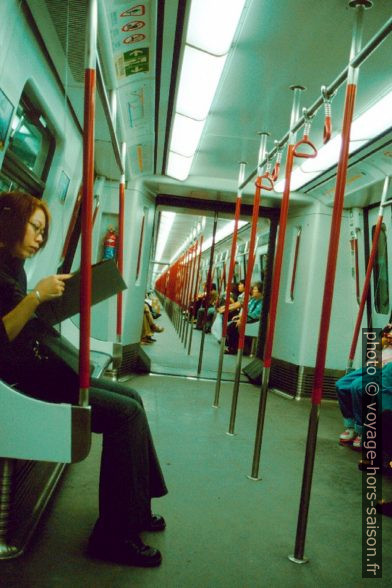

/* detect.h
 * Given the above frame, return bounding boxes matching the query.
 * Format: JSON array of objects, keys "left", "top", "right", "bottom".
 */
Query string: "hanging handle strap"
[
  {"left": 321, "top": 85, "right": 335, "bottom": 144},
  {"left": 293, "top": 108, "right": 318, "bottom": 159},
  {"left": 255, "top": 161, "right": 275, "bottom": 191},
  {"left": 271, "top": 142, "right": 283, "bottom": 182}
]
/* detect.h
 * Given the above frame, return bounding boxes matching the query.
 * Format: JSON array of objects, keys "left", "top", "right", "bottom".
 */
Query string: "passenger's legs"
[{"left": 89, "top": 379, "right": 168, "bottom": 537}]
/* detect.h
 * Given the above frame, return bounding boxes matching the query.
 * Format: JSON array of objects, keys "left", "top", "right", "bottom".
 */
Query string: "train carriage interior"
[{"left": 1, "top": 0, "right": 392, "bottom": 585}]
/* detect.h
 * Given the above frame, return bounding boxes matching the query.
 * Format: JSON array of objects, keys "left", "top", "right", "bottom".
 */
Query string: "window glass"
[
  {"left": 7, "top": 94, "right": 54, "bottom": 180},
  {"left": 373, "top": 223, "right": 389, "bottom": 314}
]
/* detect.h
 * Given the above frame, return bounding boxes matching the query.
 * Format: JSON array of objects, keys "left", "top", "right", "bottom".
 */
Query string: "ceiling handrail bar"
[{"left": 239, "top": 16, "right": 392, "bottom": 192}]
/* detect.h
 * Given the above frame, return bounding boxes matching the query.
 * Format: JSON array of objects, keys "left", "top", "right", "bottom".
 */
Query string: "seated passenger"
[
  {"left": 141, "top": 302, "right": 164, "bottom": 344},
  {"left": 225, "top": 282, "right": 262, "bottom": 354},
  {"left": 217, "top": 280, "right": 245, "bottom": 320},
  {"left": 0, "top": 192, "right": 168, "bottom": 567},
  {"left": 336, "top": 325, "right": 392, "bottom": 449},
  {"left": 195, "top": 282, "right": 218, "bottom": 332}
]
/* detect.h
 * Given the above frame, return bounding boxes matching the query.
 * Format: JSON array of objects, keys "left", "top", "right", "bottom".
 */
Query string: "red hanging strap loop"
[
  {"left": 271, "top": 142, "right": 283, "bottom": 182},
  {"left": 255, "top": 161, "right": 275, "bottom": 191},
  {"left": 293, "top": 108, "right": 318, "bottom": 159},
  {"left": 322, "top": 85, "right": 335, "bottom": 144}
]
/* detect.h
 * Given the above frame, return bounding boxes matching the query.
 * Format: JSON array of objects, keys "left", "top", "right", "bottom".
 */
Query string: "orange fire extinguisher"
[{"left": 103, "top": 226, "right": 117, "bottom": 260}]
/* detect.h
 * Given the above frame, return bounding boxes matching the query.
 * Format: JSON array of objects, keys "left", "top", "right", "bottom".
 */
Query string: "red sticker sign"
[
  {"left": 120, "top": 4, "right": 145, "bottom": 17},
  {"left": 121, "top": 20, "right": 145, "bottom": 32},
  {"left": 123, "top": 33, "right": 146, "bottom": 44}
]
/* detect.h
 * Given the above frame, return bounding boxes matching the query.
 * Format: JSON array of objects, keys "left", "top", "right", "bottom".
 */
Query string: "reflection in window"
[{"left": 373, "top": 223, "right": 389, "bottom": 314}]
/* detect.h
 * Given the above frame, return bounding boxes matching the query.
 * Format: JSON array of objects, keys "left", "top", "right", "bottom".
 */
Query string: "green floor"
[{"left": 1, "top": 373, "right": 392, "bottom": 587}]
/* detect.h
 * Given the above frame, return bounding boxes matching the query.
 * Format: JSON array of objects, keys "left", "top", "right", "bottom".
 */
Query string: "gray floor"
[
  {"left": 1, "top": 372, "right": 392, "bottom": 587},
  {"left": 140, "top": 306, "right": 254, "bottom": 381}
]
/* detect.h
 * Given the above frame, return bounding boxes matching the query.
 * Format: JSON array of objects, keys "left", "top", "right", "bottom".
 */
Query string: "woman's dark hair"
[
  {"left": 0, "top": 191, "right": 50, "bottom": 250},
  {"left": 252, "top": 281, "right": 263, "bottom": 295}
]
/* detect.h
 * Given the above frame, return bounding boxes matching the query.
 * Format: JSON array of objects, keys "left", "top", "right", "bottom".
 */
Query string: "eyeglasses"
[{"left": 28, "top": 221, "right": 46, "bottom": 238}]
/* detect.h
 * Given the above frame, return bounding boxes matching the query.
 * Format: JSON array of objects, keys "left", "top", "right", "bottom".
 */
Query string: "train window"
[
  {"left": 372, "top": 223, "right": 389, "bottom": 314},
  {"left": 2, "top": 91, "right": 55, "bottom": 195}
]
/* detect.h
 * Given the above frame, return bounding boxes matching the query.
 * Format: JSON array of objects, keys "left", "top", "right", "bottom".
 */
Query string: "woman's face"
[
  {"left": 238, "top": 282, "right": 245, "bottom": 292},
  {"left": 13, "top": 208, "right": 46, "bottom": 259},
  {"left": 252, "top": 285, "right": 261, "bottom": 298}
]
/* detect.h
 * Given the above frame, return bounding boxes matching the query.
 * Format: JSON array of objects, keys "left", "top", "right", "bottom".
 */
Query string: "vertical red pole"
[
  {"left": 213, "top": 163, "right": 246, "bottom": 406},
  {"left": 249, "top": 85, "right": 304, "bottom": 470},
  {"left": 79, "top": 0, "right": 97, "bottom": 406},
  {"left": 347, "top": 175, "right": 390, "bottom": 368},
  {"left": 290, "top": 1, "right": 370, "bottom": 563},
  {"left": 227, "top": 134, "right": 270, "bottom": 433},
  {"left": 116, "top": 142, "right": 126, "bottom": 342}
]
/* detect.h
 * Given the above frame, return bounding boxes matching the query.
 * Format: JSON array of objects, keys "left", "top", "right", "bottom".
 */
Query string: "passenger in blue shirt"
[{"left": 225, "top": 281, "right": 262, "bottom": 354}]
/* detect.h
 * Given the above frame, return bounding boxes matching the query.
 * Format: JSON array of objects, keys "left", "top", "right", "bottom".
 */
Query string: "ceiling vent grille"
[{"left": 44, "top": 0, "right": 86, "bottom": 84}]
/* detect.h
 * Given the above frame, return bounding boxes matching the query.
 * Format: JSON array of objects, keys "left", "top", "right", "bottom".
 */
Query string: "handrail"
[
  {"left": 95, "top": 54, "right": 124, "bottom": 175},
  {"left": 239, "top": 16, "right": 392, "bottom": 191}
]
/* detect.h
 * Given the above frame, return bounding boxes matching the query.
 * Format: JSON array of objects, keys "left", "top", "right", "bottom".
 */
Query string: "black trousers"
[{"left": 7, "top": 354, "right": 168, "bottom": 537}]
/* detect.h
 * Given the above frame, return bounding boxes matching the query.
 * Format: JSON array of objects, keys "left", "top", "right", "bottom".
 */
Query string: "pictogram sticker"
[
  {"left": 124, "top": 48, "right": 149, "bottom": 76},
  {"left": 121, "top": 4, "right": 145, "bottom": 17},
  {"left": 123, "top": 33, "right": 146, "bottom": 44},
  {"left": 121, "top": 20, "right": 145, "bottom": 32}
]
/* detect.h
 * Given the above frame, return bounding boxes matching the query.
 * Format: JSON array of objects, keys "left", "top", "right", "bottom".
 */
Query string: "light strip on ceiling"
[
  {"left": 202, "top": 220, "right": 248, "bottom": 252},
  {"left": 155, "top": 211, "right": 176, "bottom": 262},
  {"left": 167, "top": 0, "right": 246, "bottom": 182},
  {"left": 274, "top": 87, "right": 392, "bottom": 193}
]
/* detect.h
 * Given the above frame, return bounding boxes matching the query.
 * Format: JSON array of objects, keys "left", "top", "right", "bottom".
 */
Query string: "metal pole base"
[
  {"left": 246, "top": 475, "right": 262, "bottom": 482},
  {"left": 288, "top": 555, "right": 309, "bottom": 565},
  {"left": 226, "top": 432, "right": 236, "bottom": 437}
]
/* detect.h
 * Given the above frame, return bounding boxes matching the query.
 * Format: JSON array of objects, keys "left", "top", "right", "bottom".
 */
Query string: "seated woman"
[
  {"left": 225, "top": 281, "right": 262, "bottom": 354},
  {"left": 336, "top": 325, "right": 392, "bottom": 449},
  {"left": 0, "top": 192, "right": 168, "bottom": 567},
  {"left": 141, "top": 302, "right": 164, "bottom": 344}
]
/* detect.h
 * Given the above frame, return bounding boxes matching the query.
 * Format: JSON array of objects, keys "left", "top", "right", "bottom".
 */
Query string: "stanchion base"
[
  {"left": 288, "top": 555, "right": 309, "bottom": 565},
  {"left": 212, "top": 404, "right": 219, "bottom": 409},
  {"left": 226, "top": 432, "right": 236, "bottom": 437},
  {"left": 246, "top": 475, "right": 262, "bottom": 482}
]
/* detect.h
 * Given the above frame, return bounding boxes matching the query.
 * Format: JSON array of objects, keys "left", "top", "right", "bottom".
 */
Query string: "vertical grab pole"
[
  {"left": 347, "top": 175, "right": 390, "bottom": 371},
  {"left": 227, "top": 134, "right": 270, "bottom": 434},
  {"left": 290, "top": 0, "right": 371, "bottom": 564},
  {"left": 79, "top": 0, "right": 97, "bottom": 407},
  {"left": 116, "top": 142, "right": 126, "bottom": 343},
  {"left": 249, "top": 85, "right": 304, "bottom": 476},
  {"left": 184, "top": 240, "right": 197, "bottom": 349},
  {"left": 197, "top": 213, "right": 218, "bottom": 375},
  {"left": 181, "top": 245, "right": 192, "bottom": 344},
  {"left": 188, "top": 235, "right": 203, "bottom": 355},
  {"left": 213, "top": 162, "right": 246, "bottom": 407}
]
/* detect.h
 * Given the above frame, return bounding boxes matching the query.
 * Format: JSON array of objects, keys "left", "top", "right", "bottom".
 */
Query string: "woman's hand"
[{"left": 34, "top": 274, "right": 72, "bottom": 302}]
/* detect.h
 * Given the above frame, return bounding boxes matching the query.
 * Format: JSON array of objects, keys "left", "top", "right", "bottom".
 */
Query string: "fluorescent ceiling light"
[
  {"left": 155, "top": 211, "right": 176, "bottom": 262},
  {"left": 171, "top": 113, "right": 205, "bottom": 157},
  {"left": 187, "top": 0, "right": 246, "bottom": 55},
  {"left": 274, "top": 87, "right": 392, "bottom": 193},
  {"left": 176, "top": 46, "right": 226, "bottom": 121},
  {"left": 167, "top": 151, "right": 193, "bottom": 182},
  {"left": 167, "top": 0, "right": 247, "bottom": 181},
  {"left": 202, "top": 220, "right": 248, "bottom": 251}
]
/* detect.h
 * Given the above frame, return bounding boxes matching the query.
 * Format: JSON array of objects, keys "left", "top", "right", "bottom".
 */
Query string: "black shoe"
[
  {"left": 87, "top": 532, "right": 162, "bottom": 567},
  {"left": 146, "top": 336, "right": 157, "bottom": 342},
  {"left": 144, "top": 513, "right": 166, "bottom": 532}
]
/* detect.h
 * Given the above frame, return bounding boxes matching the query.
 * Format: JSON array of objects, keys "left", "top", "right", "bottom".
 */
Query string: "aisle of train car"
[
  {"left": 1, "top": 372, "right": 392, "bottom": 586},
  {"left": 139, "top": 300, "right": 254, "bottom": 381}
]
